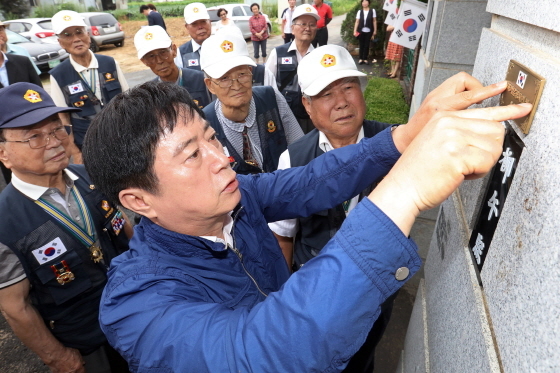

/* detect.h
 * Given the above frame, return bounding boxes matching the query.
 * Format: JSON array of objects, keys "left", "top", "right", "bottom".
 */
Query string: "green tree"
[{"left": 0, "top": 0, "right": 30, "bottom": 19}]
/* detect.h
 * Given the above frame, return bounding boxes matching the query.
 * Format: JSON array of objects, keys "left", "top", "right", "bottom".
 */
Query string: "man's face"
[
  {"left": 142, "top": 9, "right": 150, "bottom": 16},
  {"left": 313, "top": 0, "right": 323, "bottom": 5},
  {"left": 0, "top": 26, "right": 7, "bottom": 49},
  {"left": 148, "top": 111, "right": 240, "bottom": 229},
  {"left": 288, "top": 0, "right": 296, "bottom": 8},
  {"left": 0, "top": 115, "right": 70, "bottom": 180},
  {"left": 141, "top": 45, "right": 178, "bottom": 81},
  {"left": 185, "top": 19, "right": 211, "bottom": 45},
  {"left": 57, "top": 26, "right": 91, "bottom": 57},
  {"left": 205, "top": 65, "right": 253, "bottom": 110},
  {"left": 303, "top": 78, "right": 366, "bottom": 143},
  {"left": 292, "top": 15, "right": 317, "bottom": 42}
]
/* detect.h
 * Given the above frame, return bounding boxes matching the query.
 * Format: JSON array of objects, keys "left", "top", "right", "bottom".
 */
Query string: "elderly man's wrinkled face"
[
  {"left": 205, "top": 65, "right": 253, "bottom": 110},
  {"left": 141, "top": 45, "right": 178, "bottom": 81},
  {"left": 0, "top": 26, "right": 7, "bottom": 49},
  {"left": 292, "top": 15, "right": 317, "bottom": 43},
  {"left": 303, "top": 77, "right": 366, "bottom": 142},
  {"left": 57, "top": 26, "right": 91, "bottom": 58},
  {"left": 186, "top": 19, "right": 211, "bottom": 45},
  {"left": 0, "top": 115, "right": 70, "bottom": 180}
]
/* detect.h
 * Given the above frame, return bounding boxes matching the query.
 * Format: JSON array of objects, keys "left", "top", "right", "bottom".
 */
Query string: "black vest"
[
  {"left": 275, "top": 42, "right": 308, "bottom": 119},
  {"left": 179, "top": 41, "right": 201, "bottom": 71},
  {"left": 289, "top": 120, "right": 391, "bottom": 267},
  {"left": 203, "top": 86, "right": 287, "bottom": 174},
  {"left": 49, "top": 55, "right": 123, "bottom": 149},
  {"left": 0, "top": 165, "right": 129, "bottom": 354},
  {"left": 153, "top": 68, "right": 211, "bottom": 109},
  {"left": 358, "top": 9, "right": 374, "bottom": 32},
  {"left": 252, "top": 64, "right": 266, "bottom": 87}
]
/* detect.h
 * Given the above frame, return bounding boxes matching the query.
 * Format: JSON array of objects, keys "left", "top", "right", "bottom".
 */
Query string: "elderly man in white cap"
[
  {"left": 134, "top": 26, "right": 211, "bottom": 109},
  {"left": 175, "top": 2, "right": 211, "bottom": 70},
  {"left": 201, "top": 32, "right": 303, "bottom": 174},
  {"left": 269, "top": 45, "right": 399, "bottom": 373},
  {"left": 49, "top": 10, "right": 128, "bottom": 162},
  {"left": 266, "top": 4, "right": 320, "bottom": 133}
]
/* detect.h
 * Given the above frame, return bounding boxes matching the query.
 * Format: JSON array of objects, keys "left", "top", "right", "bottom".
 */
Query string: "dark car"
[
  {"left": 6, "top": 29, "right": 69, "bottom": 72},
  {"left": 79, "top": 12, "right": 125, "bottom": 52}
]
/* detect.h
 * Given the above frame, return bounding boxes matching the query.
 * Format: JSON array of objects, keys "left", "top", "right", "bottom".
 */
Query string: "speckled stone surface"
[
  {"left": 423, "top": 196, "right": 501, "bottom": 372},
  {"left": 473, "top": 27, "right": 560, "bottom": 373},
  {"left": 403, "top": 280, "right": 428, "bottom": 373},
  {"left": 487, "top": 0, "right": 560, "bottom": 32}
]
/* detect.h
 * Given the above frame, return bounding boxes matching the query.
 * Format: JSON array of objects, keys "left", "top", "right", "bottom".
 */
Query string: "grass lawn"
[{"left": 364, "top": 77, "right": 410, "bottom": 124}]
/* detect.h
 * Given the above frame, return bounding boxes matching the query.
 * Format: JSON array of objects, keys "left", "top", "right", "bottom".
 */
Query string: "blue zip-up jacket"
[{"left": 99, "top": 128, "right": 422, "bottom": 372}]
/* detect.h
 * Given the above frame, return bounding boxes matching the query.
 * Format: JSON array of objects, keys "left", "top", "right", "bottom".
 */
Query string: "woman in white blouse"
[{"left": 216, "top": 8, "right": 235, "bottom": 31}]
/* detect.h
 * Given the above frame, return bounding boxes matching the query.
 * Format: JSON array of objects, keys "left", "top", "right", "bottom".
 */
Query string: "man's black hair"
[
  {"left": 139, "top": 4, "right": 150, "bottom": 13},
  {"left": 82, "top": 81, "right": 204, "bottom": 205}
]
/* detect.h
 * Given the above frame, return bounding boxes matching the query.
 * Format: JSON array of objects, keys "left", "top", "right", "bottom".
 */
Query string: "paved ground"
[{"left": 0, "top": 14, "right": 436, "bottom": 373}]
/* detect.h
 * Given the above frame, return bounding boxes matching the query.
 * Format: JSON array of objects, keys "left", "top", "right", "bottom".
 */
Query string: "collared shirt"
[
  {"left": 313, "top": 3, "right": 333, "bottom": 29},
  {"left": 49, "top": 51, "right": 128, "bottom": 108},
  {"left": 174, "top": 39, "right": 202, "bottom": 69},
  {"left": 265, "top": 41, "right": 314, "bottom": 83},
  {"left": 213, "top": 89, "right": 303, "bottom": 168},
  {"left": 200, "top": 213, "right": 234, "bottom": 247},
  {"left": 0, "top": 169, "right": 98, "bottom": 289},
  {"left": 0, "top": 52, "right": 9, "bottom": 88},
  {"left": 269, "top": 127, "right": 365, "bottom": 237},
  {"left": 282, "top": 7, "right": 296, "bottom": 33}
]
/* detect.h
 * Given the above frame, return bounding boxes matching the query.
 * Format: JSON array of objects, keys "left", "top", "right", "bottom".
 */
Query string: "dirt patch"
[{"left": 96, "top": 17, "right": 191, "bottom": 74}]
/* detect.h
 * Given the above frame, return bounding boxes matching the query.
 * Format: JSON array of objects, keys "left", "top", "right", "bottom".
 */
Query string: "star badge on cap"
[
  {"left": 321, "top": 54, "right": 336, "bottom": 67},
  {"left": 221, "top": 40, "right": 234, "bottom": 53},
  {"left": 306, "top": 7, "right": 312, "bottom": 12},
  {"left": 23, "top": 90, "right": 42, "bottom": 103},
  {"left": 193, "top": 7, "right": 199, "bottom": 13},
  {"left": 63, "top": 15, "right": 71, "bottom": 21},
  {"left": 145, "top": 32, "right": 153, "bottom": 40}
]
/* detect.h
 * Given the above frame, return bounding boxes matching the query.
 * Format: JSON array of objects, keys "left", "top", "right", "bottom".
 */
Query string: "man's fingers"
[
  {"left": 450, "top": 102, "right": 532, "bottom": 122},
  {"left": 440, "top": 81, "right": 509, "bottom": 111}
]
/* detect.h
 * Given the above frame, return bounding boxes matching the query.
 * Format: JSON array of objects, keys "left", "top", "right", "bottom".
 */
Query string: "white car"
[
  {"left": 3, "top": 18, "right": 59, "bottom": 44},
  {"left": 207, "top": 4, "right": 272, "bottom": 39}
]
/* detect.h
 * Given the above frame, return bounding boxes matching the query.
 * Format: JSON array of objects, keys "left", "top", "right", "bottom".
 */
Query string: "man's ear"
[
  {"left": 119, "top": 188, "right": 158, "bottom": 219},
  {"left": 171, "top": 43, "right": 178, "bottom": 59},
  {"left": 0, "top": 145, "right": 12, "bottom": 170},
  {"left": 205, "top": 78, "right": 217, "bottom": 95},
  {"left": 302, "top": 95, "right": 313, "bottom": 116}
]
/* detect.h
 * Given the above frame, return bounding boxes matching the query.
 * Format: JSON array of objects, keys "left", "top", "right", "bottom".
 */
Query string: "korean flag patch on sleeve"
[{"left": 32, "top": 237, "right": 67, "bottom": 264}]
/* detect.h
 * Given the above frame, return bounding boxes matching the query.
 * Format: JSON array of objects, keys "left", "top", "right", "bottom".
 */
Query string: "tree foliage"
[{"left": 0, "top": 0, "right": 30, "bottom": 19}]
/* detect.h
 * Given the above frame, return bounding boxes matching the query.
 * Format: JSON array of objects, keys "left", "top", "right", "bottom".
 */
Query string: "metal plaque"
[{"left": 500, "top": 60, "right": 545, "bottom": 134}]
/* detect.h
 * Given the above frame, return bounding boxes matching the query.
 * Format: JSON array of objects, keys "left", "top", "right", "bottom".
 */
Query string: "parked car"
[
  {"left": 207, "top": 4, "right": 272, "bottom": 39},
  {"left": 3, "top": 18, "right": 58, "bottom": 44},
  {"left": 78, "top": 12, "right": 124, "bottom": 52},
  {"left": 6, "top": 29, "right": 69, "bottom": 72}
]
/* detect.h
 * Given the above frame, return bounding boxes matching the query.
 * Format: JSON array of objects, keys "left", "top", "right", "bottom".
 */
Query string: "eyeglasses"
[
  {"left": 142, "top": 48, "right": 172, "bottom": 65},
  {"left": 1, "top": 125, "right": 72, "bottom": 149},
  {"left": 293, "top": 22, "right": 317, "bottom": 29},
  {"left": 58, "top": 28, "right": 87, "bottom": 39},
  {"left": 212, "top": 72, "right": 253, "bottom": 88}
]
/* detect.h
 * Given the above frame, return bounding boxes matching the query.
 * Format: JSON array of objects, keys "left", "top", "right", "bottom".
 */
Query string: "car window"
[
  {"left": 243, "top": 6, "right": 252, "bottom": 15},
  {"left": 7, "top": 22, "right": 25, "bottom": 33},
  {"left": 37, "top": 20, "right": 53, "bottom": 30},
  {"left": 207, "top": 10, "right": 220, "bottom": 22},
  {"left": 232, "top": 7, "right": 244, "bottom": 17},
  {"left": 87, "top": 14, "right": 117, "bottom": 27},
  {"left": 6, "top": 29, "right": 30, "bottom": 44}
]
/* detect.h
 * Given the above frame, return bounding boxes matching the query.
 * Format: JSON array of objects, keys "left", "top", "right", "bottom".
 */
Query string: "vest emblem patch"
[
  {"left": 32, "top": 237, "right": 67, "bottom": 264},
  {"left": 188, "top": 59, "right": 199, "bottom": 66},
  {"left": 281, "top": 57, "right": 293, "bottom": 64},
  {"left": 23, "top": 89, "right": 42, "bottom": 103},
  {"left": 104, "top": 72, "right": 116, "bottom": 82},
  {"left": 73, "top": 101, "right": 84, "bottom": 107},
  {"left": 111, "top": 210, "right": 125, "bottom": 236},
  {"left": 101, "top": 200, "right": 110, "bottom": 211},
  {"left": 320, "top": 54, "right": 336, "bottom": 67},
  {"left": 221, "top": 40, "right": 234, "bottom": 53},
  {"left": 267, "top": 120, "right": 276, "bottom": 133}
]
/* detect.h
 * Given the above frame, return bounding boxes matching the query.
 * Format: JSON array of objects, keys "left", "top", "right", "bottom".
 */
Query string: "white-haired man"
[{"left": 175, "top": 2, "right": 211, "bottom": 70}]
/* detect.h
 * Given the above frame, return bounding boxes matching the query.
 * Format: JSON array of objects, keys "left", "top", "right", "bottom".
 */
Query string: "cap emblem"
[
  {"left": 23, "top": 90, "right": 42, "bottom": 103},
  {"left": 305, "top": 7, "right": 312, "bottom": 12},
  {"left": 221, "top": 40, "right": 234, "bottom": 53},
  {"left": 145, "top": 32, "right": 153, "bottom": 40},
  {"left": 320, "top": 54, "right": 336, "bottom": 67},
  {"left": 193, "top": 7, "right": 199, "bottom": 13},
  {"left": 63, "top": 15, "right": 71, "bottom": 21}
]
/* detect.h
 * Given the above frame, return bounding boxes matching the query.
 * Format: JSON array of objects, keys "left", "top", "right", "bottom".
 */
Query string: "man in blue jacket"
[{"left": 82, "top": 76, "right": 531, "bottom": 372}]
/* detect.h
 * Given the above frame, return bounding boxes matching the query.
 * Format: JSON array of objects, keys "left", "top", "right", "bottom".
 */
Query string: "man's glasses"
[
  {"left": 293, "top": 22, "right": 317, "bottom": 29},
  {"left": 1, "top": 125, "right": 72, "bottom": 149},
  {"left": 142, "top": 49, "right": 172, "bottom": 65},
  {"left": 212, "top": 72, "right": 253, "bottom": 88},
  {"left": 58, "top": 28, "right": 87, "bottom": 39}
]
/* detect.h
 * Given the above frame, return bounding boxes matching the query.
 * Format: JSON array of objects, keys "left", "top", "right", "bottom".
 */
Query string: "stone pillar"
[{"left": 400, "top": 1, "right": 560, "bottom": 372}]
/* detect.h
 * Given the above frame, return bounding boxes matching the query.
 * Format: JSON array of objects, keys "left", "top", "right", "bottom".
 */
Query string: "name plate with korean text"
[
  {"left": 500, "top": 60, "right": 545, "bottom": 134},
  {"left": 468, "top": 123, "right": 524, "bottom": 279}
]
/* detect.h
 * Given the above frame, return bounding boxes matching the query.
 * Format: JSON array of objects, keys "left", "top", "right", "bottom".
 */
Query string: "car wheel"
[
  {"left": 114, "top": 41, "right": 124, "bottom": 48},
  {"left": 89, "top": 41, "right": 99, "bottom": 53}
]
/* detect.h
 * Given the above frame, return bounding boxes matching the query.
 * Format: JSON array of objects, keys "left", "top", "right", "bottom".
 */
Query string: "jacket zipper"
[{"left": 229, "top": 206, "right": 268, "bottom": 298}]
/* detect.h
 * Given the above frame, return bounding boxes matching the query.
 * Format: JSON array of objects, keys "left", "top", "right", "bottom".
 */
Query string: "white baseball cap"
[
  {"left": 51, "top": 10, "right": 88, "bottom": 35},
  {"left": 298, "top": 45, "right": 366, "bottom": 96},
  {"left": 184, "top": 2, "right": 210, "bottom": 24},
  {"left": 292, "top": 4, "right": 320, "bottom": 22},
  {"left": 134, "top": 26, "right": 172, "bottom": 59},
  {"left": 200, "top": 33, "right": 256, "bottom": 79}
]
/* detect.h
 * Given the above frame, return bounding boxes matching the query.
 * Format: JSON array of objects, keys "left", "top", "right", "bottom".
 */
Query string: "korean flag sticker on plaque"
[
  {"left": 32, "top": 237, "right": 67, "bottom": 264},
  {"left": 68, "top": 82, "right": 84, "bottom": 94}
]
